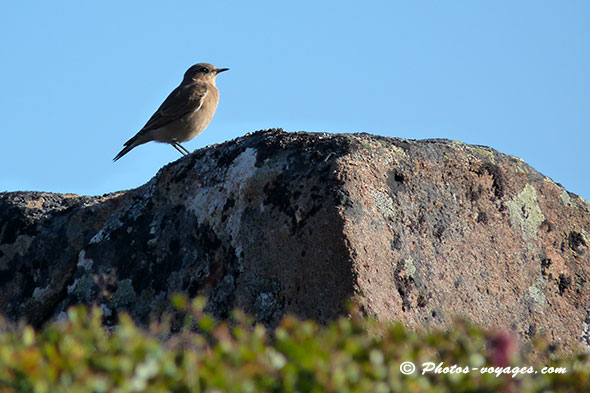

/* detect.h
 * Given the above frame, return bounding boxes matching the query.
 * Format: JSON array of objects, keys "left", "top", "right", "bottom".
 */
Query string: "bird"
[{"left": 113, "top": 63, "right": 229, "bottom": 161}]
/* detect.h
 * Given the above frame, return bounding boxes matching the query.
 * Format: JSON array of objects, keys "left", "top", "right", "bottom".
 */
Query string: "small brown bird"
[{"left": 113, "top": 63, "right": 228, "bottom": 161}]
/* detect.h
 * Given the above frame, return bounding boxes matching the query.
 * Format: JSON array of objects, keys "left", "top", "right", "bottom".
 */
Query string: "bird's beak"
[{"left": 216, "top": 68, "right": 229, "bottom": 74}]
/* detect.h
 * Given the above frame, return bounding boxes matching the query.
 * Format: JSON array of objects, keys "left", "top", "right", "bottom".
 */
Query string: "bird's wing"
[{"left": 140, "top": 82, "right": 209, "bottom": 132}]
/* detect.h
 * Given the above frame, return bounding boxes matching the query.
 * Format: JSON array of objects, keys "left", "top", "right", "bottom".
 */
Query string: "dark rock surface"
[{"left": 1, "top": 129, "right": 589, "bottom": 354}]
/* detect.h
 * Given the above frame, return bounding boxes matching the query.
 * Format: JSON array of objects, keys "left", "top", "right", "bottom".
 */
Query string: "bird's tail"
[
  {"left": 113, "top": 143, "right": 135, "bottom": 162},
  {"left": 113, "top": 132, "right": 150, "bottom": 162}
]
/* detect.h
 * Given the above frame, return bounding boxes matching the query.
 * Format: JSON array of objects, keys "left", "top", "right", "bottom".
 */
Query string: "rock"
[{"left": 1, "top": 129, "right": 589, "bottom": 354}]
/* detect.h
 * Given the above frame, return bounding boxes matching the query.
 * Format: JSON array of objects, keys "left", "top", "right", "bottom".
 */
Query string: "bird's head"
[{"left": 183, "top": 63, "right": 229, "bottom": 84}]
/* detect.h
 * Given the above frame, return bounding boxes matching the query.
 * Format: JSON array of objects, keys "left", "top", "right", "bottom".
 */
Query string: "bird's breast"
[
  {"left": 184, "top": 88, "right": 219, "bottom": 138},
  {"left": 151, "top": 85, "right": 220, "bottom": 143}
]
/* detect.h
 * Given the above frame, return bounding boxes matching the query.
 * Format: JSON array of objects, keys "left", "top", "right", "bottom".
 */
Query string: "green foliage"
[{"left": 0, "top": 296, "right": 588, "bottom": 392}]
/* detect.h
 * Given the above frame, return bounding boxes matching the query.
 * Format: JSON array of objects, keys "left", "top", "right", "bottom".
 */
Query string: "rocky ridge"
[{"left": 1, "top": 129, "right": 588, "bottom": 354}]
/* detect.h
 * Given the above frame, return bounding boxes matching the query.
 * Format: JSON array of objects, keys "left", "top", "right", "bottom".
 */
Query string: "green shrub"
[{"left": 0, "top": 296, "right": 588, "bottom": 392}]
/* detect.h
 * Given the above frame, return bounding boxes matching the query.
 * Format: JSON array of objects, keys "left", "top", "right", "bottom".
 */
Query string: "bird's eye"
[{"left": 200, "top": 67, "right": 209, "bottom": 73}]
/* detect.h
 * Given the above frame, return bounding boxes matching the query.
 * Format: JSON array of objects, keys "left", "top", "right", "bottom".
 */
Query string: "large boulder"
[{"left": 1, "top": 129, "right": 588, "bottom": 354}]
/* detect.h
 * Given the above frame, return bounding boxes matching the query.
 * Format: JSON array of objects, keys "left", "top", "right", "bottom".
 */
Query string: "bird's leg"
[
  {"left": 177, "top": 143, "right": 191, "bottom": 155},
  {"left": 171, "top": 142, "right": 188, "bottom": 156}
]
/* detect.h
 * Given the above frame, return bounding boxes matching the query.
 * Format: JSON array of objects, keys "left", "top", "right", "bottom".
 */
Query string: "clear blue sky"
[{"left": 1, "top": 1, "right": 588, "bottom": 200}]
